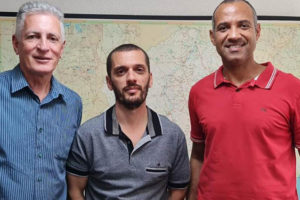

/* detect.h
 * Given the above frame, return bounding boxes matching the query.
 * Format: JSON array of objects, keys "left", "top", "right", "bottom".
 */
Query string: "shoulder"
[
  {"left": 190, "top": 71, "right": 215, "bottom": 95},
  {"left": 158, "top": 114, "right": 185, "bottom": 141},
  {"left": 188, "top": 71, "right": 216, "bottom": 106},
  {"left": 274, "top": 69, "right": 300, "bottom": 94},
  {"left": 54, "top": 78, "right": 82, "bottom": 106},
  {"left": 77, "top": 113, "right": 105, "bottom": 137},
  {"left": 276, "top": 70, "right": 300, "bottom": 85},
  {"left": 0, "top": 69, "right": 13, "bottom": 83},
  {"left": 0, "top": 69, "right": 14, "bottom": 93}
]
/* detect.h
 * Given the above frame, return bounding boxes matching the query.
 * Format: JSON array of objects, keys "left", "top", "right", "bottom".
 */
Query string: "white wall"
[{"left": 0, "top": 0, "right": 300, "bottom": 17}]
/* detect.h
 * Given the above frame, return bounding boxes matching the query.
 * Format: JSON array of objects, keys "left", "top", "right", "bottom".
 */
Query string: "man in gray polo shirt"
[{"left": 66, "top": 43, "right": 190, "bottom": 200}]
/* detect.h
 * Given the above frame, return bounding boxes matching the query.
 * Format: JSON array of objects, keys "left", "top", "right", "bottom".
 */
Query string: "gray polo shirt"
[{"left": 67, "top": 106, "right": 190, "bottom": 200}]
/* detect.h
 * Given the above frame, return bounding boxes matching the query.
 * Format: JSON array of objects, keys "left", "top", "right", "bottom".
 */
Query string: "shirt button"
[
  {"left": 39, "top": 128, "right": 43, "bottom": 133},
  {"left": 37, "top": 177, "right": 42, "bottom": 182},
  {"left": 38, "top": 153, "right": 42, "bottom": 158}
]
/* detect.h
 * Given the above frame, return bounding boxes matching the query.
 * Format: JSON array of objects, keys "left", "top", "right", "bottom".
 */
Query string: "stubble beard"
[{"left": 112, "top": 78, "right": 150, "bottom": 110}]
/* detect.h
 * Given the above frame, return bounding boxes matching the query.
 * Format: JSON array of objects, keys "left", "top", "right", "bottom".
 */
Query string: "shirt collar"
[
  {"left": 104, "top": 105, "right": 163, "bottom": 138},
  {"left": 11, "top": 65, "right": 29, "bottom": 93},
  {"left": 10, "top": 64, "right": 65, "bottom": 101},
  {"left": 213, "top": 62, "right": 277, "bottom": 90}
]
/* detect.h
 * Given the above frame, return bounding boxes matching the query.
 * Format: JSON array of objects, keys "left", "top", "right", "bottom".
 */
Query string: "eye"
[
  {"left": 217, "top": 25, "right": 227, "bottom": 32},
  {"left": 115, "top": 67, "right": 126, "bottom": 76},
  {"left": 136, "top": 66, "right": 145, "bottom": 74},
  {"left": 25, "top": 34, "right": 38, "bottom": 40},
  {"left": 48, "top": 35, "right": 59, "bottom": 43},
  {"left": 240, "top": 22, "right": 251, "bottom": 30}
]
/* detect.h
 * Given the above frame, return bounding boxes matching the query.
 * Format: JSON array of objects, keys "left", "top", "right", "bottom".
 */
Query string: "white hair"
[{"left": 15, "top": 1, "right": 65, "bottom": 41}]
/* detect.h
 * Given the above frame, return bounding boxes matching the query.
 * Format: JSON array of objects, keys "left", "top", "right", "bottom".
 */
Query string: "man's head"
[
  {"left": 12, "top": 1, "right": 65, "bottom": 78},
  {"left": 209, "top": 0, "right": 261, "bottom": 64},
  {"left": 106, "top": 44, "right": 152, "bottom": 110},
  {"left": 15, "top": 1, "right": 65, "bottom": 41},
  {"left": 106, "top": 44, "right": 150, "bottom": 78},
  {"left": 211, "top": 0, "right": 258, "bottom": 33}
]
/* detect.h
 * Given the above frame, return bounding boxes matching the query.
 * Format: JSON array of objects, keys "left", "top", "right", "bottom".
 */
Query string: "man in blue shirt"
[{"left": 0, "top": 2, "right": 82, "bottom": 199}]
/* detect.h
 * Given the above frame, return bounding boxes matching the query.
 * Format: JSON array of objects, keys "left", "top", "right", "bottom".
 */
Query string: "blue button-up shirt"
[{"left": 0, "top": 65, "right": 82, "bottom": 200}]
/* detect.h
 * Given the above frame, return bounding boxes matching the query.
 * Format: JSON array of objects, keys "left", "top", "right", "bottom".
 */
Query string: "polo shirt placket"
[{"left": 109, "top": 107, "right": 160, "bottom": 166}]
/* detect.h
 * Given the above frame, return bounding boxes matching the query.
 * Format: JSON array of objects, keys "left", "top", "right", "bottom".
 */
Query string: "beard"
[{"left": 111, "top": 78, "right": 150, "bottom": 110}]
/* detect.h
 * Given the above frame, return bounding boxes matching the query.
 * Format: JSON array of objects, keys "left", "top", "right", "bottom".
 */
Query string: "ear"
[
  {"left": 255, "top": 23, "right": 261, "bottom": 41},
  {"left": 106, "top": 75, "right": 113, "bottom": 91},
  {"left": 149, "top": 73, "right": 153, "bottom": 88},
  {"left": 59, "top": 40, "right": 66, "bottom": 58},
  {"left": 12, "top": 35, "right": 20, "bottom": 55},
  {"left": 209, "top": 30, "right": 216, "bottom": 46}
]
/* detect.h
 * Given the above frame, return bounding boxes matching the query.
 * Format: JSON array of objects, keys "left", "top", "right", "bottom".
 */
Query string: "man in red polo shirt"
[{"left": 188, "top": 0, "right": 300, "bottom": 200}]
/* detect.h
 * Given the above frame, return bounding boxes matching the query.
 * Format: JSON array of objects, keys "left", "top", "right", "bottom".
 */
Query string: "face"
[
  {"left": 106, "top": 50, "right": 153, "bottom": 110},
  {"left": 210, "top": 1, "right": 260, "bottom": 64},
  {"left": 12, "top": 13, "right": 65, "bottom": 77}
]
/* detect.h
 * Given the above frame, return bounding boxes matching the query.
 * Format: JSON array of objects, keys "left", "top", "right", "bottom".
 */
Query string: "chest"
[
  {"left": 194, "top": 86, "right": 295, "bottom": 151},
  {"left": 89, "top": 135, "right": 174, "bottom": 186},
  {"left": 0, "top": 93, "right": 78, "bottom": 161}
]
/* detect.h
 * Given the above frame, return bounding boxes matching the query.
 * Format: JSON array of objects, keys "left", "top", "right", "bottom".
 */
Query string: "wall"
[{"left": 1, "top": 0, "right": 300, "bottom": 17}]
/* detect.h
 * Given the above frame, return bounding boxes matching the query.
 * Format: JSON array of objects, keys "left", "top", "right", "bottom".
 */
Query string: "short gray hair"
[
  {"left": 15, "top": 1, "right": 65, "bottom": 41},
  {"left": 212, "top": 0, "right": 258, "bottom": 32}
]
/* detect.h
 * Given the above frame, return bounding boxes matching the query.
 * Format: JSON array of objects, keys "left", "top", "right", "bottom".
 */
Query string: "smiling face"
[
  {"left": 106, "top": 50, "right": 153, "bottom": 110},
  {"left": 210, "top": 1, "right": 260, "bottom": 65},
  {"left": 12, "top": 13, "right": 65, "bottom": 78}
]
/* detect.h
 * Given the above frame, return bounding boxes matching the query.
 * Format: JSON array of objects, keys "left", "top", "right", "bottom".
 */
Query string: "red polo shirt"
[{"left": 189, "top": 62, "right": 300, "bottom": 200}]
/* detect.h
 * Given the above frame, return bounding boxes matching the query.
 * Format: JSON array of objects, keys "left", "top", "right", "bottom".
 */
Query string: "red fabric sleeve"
[
  {"left": 292, "top": 95, "right": 300, "bottom": 149},
  {"left": 188, "top": 86, "right": 205, "bottom": 143}
]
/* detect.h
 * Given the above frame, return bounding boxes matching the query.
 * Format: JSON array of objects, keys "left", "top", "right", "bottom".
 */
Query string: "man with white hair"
[{"left": 0, "top": 1, "right": 82, "bottom": 199}]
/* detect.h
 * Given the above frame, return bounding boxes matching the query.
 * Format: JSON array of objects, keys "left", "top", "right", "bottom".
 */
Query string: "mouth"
[
  {"left": 123, "top": 85, "right": 142, "bottom": 94},
  {"left": 33, "top": 56, "right": 51, "bottom": 62},
  {"left": 225, "top": 42, "right": 246, "bottom": 52}
]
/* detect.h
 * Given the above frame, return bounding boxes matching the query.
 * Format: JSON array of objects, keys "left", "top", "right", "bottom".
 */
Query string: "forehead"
[
  {"left": 111, "top": 50, "right": 147, "bottom": 67},
  {"left": 214, "top": 1, "right": 254, "bottom": 25},
  {"left": 23, "top": 13, "right": 61, "bottom": 33}
]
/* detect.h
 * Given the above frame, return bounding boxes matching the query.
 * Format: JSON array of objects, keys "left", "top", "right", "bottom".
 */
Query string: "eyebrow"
[
  {"left": 216, "top": 19, "right": 252, "bottom": 26},
  {"left": 238, "top": 20, "right": 251, "bottom": 24}
]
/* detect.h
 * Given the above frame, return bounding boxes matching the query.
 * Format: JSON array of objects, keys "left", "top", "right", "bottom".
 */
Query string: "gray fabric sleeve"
[
  {"left": 168, "top": 128, "right": 190, "bottom": 189},
  {"left": 66, "top": 128, "right": 91, "bottom": 177}
]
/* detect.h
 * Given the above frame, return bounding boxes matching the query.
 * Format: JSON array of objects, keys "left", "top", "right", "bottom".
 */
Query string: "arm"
[
  {"left": 67, "top": 174, "right": 88, "bottom": 200},
  {"left": 168, "top": 188, "right": 187, "bottom": 200},
  {"left": 187, "top": 142, "right": 205, "bottom": 200}
]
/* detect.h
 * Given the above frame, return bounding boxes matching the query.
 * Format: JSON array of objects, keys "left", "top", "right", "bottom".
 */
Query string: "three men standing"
[{"left": 2, "top": 1, "right": 300, "bottom": 200}]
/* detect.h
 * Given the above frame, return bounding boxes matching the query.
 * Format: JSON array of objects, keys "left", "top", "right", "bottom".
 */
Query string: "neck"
[
  {"left": 115, "top": 102, "right": 148, "bottom": 127},
  {"left": 21, "top": 68, "right": 52, "bottom": 102},
  {"left": 115, "top": 102, "right": 148, "bottom": 146},
  {"left": 222, "top": 59, "right": 265, "bottom": 87}
]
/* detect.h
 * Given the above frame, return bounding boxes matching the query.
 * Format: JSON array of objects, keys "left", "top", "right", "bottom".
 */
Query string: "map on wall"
[{"left": 1, "top": 17, "right": 300, "bottom": 184}]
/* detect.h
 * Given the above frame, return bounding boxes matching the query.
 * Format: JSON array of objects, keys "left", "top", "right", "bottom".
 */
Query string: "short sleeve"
[
  {"left": 66, "top": 128, "right": 91, "bottom": 177},
  {"left": 168, "top": 130, "right": 190, "bottom": 189},
  {"left": 76, "top": 99, "right": 83, "bottom": 127},
  {"left": 292, "top": 95, "right": 300, "bottom": 149},
  {"left": 188, "top": 86, "right": 205, "bottom": 143}
]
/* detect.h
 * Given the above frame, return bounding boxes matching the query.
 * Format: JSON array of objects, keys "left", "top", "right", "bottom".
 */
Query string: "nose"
[
  {"left": 37, "top": 37, "right": 49, "bottom": 52},
  {"left": 126, "top": 69, "right": 137, "bottom": 84},
  {"left": 228, "top": 27, "right": 240, "bottom": 40}
]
